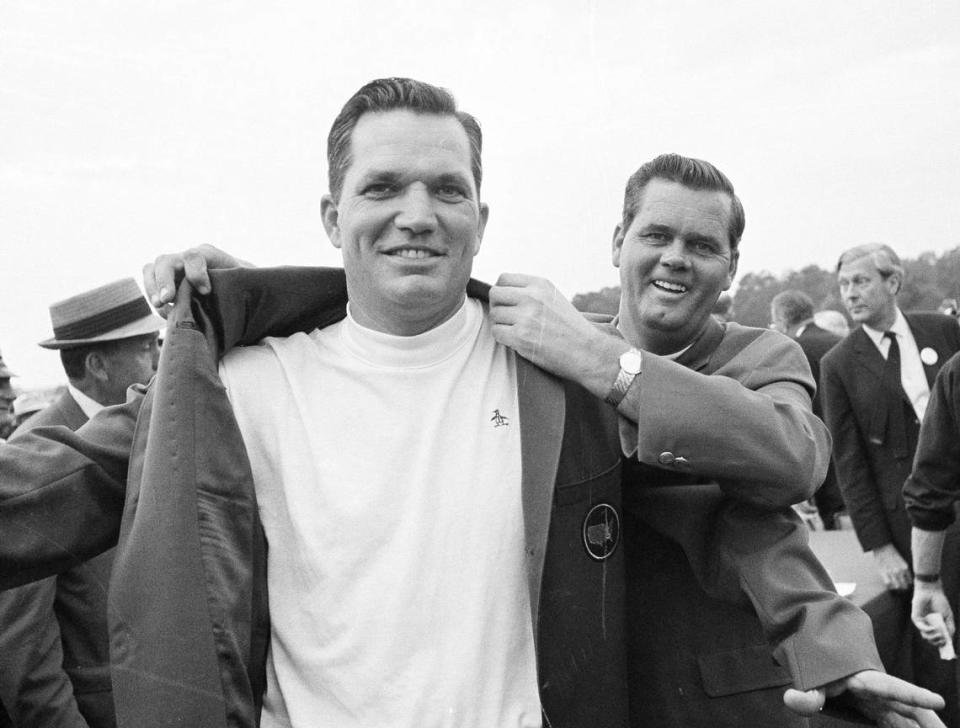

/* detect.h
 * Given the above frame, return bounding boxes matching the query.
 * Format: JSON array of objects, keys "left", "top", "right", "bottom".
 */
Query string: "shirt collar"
[
  {"left": 612, "top": 314, "right": 695, "bottom": 361},
  {"left": 862, "top": 307, "right": 908, "bottom": 345},
  {"left": 67, "top": 383, "right": 104, "bottom": 419}
]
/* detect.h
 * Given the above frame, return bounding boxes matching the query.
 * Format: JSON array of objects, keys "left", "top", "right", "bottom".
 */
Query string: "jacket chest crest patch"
[{"left": 582, "top": 503, "right": 620, "bottom": 561}]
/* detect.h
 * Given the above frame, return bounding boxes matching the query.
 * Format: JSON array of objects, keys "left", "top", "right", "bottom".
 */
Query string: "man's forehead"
[
  {"left": 349, "top": 110, "right": 471, "bottom": 162},
  {"left": 634, "top": 180, "right": 732, "bottom": 234},
  {"left": 838, "top": 256, "right": 877, "bottom": 277}
]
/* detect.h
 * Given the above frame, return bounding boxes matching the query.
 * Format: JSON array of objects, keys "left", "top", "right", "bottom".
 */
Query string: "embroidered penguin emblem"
[{"left": 582, "top": 503, "right": 621, "bottom": 561}]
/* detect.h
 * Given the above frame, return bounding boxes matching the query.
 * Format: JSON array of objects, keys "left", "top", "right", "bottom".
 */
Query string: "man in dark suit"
[
  {"left": 770, "top": 290, "right": 845, "bottom": 528},
  {"left": 821, "top": 243, "right": 960, "bottom": 725},
  {"left": 0, "top": 278, "right": 161, "bottom": 728}
]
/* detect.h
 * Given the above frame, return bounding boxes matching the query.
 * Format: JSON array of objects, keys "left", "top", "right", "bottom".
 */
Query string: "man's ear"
[
  {"left": 887, "top": 273, "right": 903, "bottom": 296},
  {"left": 473, "top": 202, "right": 490, "bottom": 257},
  {"left": 85, "top": 351, "right": 109, "bottom": 382},
  {"left": 611, "top": 223, "right": 625, "bottom": 268},
  {"left": 723, "top": 248, "right": 740, "bottom": 290},
  {"left": 320, "top": 195, "right": 341, "bottom": 250}
]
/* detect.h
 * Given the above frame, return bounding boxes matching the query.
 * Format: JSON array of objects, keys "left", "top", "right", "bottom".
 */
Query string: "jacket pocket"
[{"left": 697, "top": 645, "right": 792, "bottom": 697}]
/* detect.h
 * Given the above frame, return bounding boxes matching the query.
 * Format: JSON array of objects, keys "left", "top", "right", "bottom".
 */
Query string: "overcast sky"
[{"left": 2, "top": 1, "right": 959, "bottom": 388}]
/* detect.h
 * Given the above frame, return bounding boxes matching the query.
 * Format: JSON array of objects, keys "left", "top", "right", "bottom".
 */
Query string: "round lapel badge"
[
  {"left": 921, "top": 347, "right": 939, "bottom": 366},
  {"left": 582, "top": 503, "right": 621, "bottom": 561}
]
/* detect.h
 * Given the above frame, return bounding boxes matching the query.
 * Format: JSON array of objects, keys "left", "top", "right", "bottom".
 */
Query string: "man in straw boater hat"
[{"left": 0, "top": 277, "right": 161, "bottom": 728}]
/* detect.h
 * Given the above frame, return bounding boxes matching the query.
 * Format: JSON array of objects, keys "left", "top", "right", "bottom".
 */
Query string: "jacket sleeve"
[
  {"left": 820, "top": 354, "right": 893, "bottom": 551},
  {"left": 635, "top": 484, "right": 883, "bottom": 690},
  {"left": 714, "top": 502, "right": 883, "bottom": 688},
  {"left": 0, "top": 391, "right": 139, "bottom": 588},
  {"left": 904, "top": 353, "right": 960, "bottom": 531},
  {"left": 620, "top": 332, "right": 829, "bottom": 508},
  {"left": 0, "top": 578, "right": 90, "bottom": 728}
]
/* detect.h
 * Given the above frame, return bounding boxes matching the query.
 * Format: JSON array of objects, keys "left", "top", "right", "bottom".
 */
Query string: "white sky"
[{"left": 2, "top": 1, "right": 959, "bottom": 388}]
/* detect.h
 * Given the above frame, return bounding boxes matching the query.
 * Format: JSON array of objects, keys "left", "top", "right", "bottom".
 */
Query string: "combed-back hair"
[
  {"left": 836, "top": 243, "right": 904, "bottom": 294},
  {"left": 621, "top": 153, "right": 746, "bottom": 250},
  {"left": 327, "top": 77, "right": 482, "bottom": 202},
  {"left": 771, "top": 289, "right": 816, "bottom": 326}
]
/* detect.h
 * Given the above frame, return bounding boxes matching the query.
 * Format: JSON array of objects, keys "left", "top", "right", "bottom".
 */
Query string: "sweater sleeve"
[{"left": 904, "top": 352, "right": 960, "bottom": 531}]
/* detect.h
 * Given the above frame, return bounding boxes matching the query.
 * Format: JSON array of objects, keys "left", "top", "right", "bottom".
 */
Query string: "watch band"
[{"left": 604, "top": 349, "right": 642, "bottom": 407}]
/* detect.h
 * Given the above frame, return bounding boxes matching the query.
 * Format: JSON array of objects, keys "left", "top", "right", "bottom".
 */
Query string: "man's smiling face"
[
  {"left": 613, "top": 178, "right": 738, "bottom": 354},
  {"left": 321, "top": 109, "right": 489, "bottom": 336}
]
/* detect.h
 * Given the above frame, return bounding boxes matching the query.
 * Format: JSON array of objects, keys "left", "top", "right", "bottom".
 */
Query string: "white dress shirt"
[
  {"left": 862, "top": 308, "right": 930, "bottom": 420},
  {"left": 66, "top": 383, "right": 104, "bottom": 419}
]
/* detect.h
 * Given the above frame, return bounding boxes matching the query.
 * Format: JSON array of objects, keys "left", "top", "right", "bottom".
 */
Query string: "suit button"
[{"left": 658, "top": 451, "right": 676, "bottom": 466}]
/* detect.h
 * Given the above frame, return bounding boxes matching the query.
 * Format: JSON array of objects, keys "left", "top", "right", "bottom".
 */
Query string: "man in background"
[
  {"left": 0, "top": 277, "right": 161, "bottom": 728},
  {"left": 821, "top": 243, "right": 960, "bottom": 725},
  {"left": 770, "top": 289, "right": 845, "bottom": 529},
  {"left": 0, "top": 346, "right": 16, "bottom": 441}
]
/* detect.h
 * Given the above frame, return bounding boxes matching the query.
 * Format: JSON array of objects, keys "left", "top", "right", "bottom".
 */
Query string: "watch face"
[{"left": 620, "top": 350, "right": 642, "bottom": 375}]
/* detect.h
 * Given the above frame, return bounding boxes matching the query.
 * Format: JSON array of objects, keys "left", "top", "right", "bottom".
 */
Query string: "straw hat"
[{"left": 39, "top": 278, "right": 163, "bottom": 349}]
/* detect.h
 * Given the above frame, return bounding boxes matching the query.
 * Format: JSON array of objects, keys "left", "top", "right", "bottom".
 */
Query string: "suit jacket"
[
  {"left": 0, "top": 268, "right": 628, "bottom": 728},
  {"left": 795, "top": 322, "right": 845, "bottom": 522},
  {"left": 0, "top": 392, "right": 116, "bottom": 728},
  {"left": 821, "top": 312, "right": 960, "bottom": 555},
  {"left": 621, "top": 319, "right": 877, "bottom": 727}
]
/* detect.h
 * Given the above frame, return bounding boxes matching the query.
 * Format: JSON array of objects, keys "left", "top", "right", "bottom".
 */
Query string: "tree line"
[{"left": 572, "top": 246, "right": 960, "bottom": 328}]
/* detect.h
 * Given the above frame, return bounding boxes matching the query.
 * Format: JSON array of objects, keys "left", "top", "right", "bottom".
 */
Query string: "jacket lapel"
[
  {"left": 515, "top": 355, "right": 564, "bottom": 643},
  {"left": 906, "top": 314, "right": 946, "bottom": 388},
  {"left": 851, "top": 327, "right": 886, "bottom": 382}
]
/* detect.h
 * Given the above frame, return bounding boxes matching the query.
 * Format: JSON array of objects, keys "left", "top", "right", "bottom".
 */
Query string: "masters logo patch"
[{"left": 582, "top": 503, "right": 620, "bottom": 561}]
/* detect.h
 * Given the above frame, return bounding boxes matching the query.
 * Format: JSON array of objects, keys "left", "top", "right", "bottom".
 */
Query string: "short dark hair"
[
  {"left": 327, "top": 77, "right": 483, "bottom": 202},
  {"left": 621, "top": 153, "right": 745, "bottom": 250},
  {"left": 771, "top": 290, "right": 815, "bottom": 327},
  {"left": 836, "top": 243, "right": 904, "bottom": 294},
  {"left": 58, "top": 339, "right": 127, "bottom": 381},
  {"left": 60, "top": 345, "right": 96, "bottom": 380}
]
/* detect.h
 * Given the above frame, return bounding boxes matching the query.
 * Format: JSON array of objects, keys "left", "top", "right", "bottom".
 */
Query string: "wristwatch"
[{"left": 604, "top": 348, "right": 643, "bottom": 407}]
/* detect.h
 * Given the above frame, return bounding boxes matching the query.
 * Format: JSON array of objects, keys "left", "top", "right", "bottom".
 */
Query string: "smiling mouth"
[
  {"left": 385, "top": 247, "right": 444, "bottom": 259},
  {"left": 652, "top": 280, "right": 688, "bottom": 294}
]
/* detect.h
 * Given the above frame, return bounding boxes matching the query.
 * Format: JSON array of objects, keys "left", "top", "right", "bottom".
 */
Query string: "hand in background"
[{"left": 872, "top": 543, "right": 913, "bottom": 591}]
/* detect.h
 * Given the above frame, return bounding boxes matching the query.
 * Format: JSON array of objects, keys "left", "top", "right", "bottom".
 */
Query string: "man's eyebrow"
[
  {"left": 436, "top": 172, "right": 475, "bottom": 193},
  {"left": 355, "top": 169, "right": 402, "bottom": 185},
  {"left": 637, "top": 223, "right": 673, "bottom": 234}
]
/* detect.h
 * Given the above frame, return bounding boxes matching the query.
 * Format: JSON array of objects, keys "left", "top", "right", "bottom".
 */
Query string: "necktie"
[
  {"left": 884, "top": 331, "right": 902, "bottom": 391},
  {"left": 871, "top": 330, "right": 909, "bottom": 457}
]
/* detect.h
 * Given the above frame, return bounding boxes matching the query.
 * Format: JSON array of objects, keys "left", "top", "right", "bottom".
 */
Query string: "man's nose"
[
  {"left": 394, "top": 185, "right": 437, "bottom": 234},
  {"left": 659, "top": 239, "right": 689, "bottom": 268}
]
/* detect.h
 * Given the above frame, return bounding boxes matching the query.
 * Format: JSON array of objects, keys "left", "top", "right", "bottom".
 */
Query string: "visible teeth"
[
  {"left": 393, "top": 249, "right": 433, "bottom": 259},
  {"left": 654, "top": 280, "right": 687, "bottom": 293}
]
